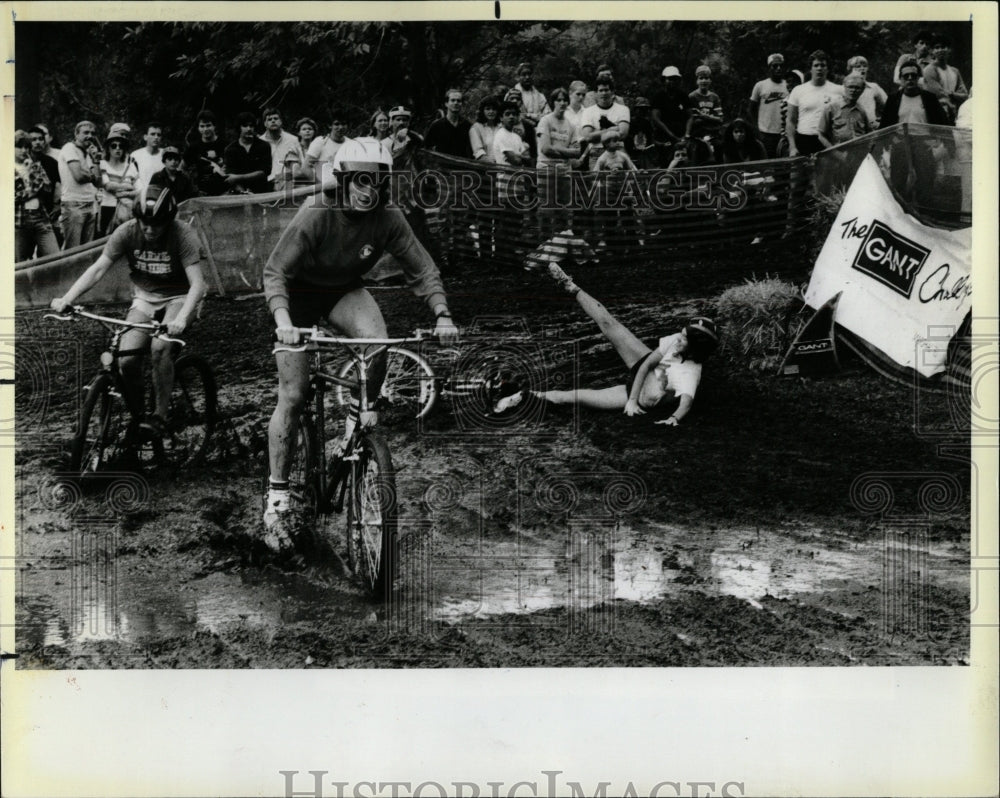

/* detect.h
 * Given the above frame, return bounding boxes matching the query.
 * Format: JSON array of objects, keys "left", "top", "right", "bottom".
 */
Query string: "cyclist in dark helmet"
[
  {"left": 261, "top": 137, "right": 458, "bottom": 552},
  {"left": 50, "top": 184, "right": 207, "bottom": 438}
]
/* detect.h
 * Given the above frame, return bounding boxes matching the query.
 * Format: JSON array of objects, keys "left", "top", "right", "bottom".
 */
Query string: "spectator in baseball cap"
[
  {"left": 651, "top": 65, "right": 692, "bottom": 148},
  {"left": 750, "top": 53, "right": 790, "bottom": 157},
  {"left": 150, "top": 144, "right": 197, "bottom": 202}
]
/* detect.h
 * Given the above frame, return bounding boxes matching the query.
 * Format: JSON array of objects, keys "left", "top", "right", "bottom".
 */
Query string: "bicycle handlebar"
[
  {"left": 44, "top": 305, "right": 187, "bottom": 346},
  {"left": 272, "top": 326, "right": 430, "bottom": 354}
]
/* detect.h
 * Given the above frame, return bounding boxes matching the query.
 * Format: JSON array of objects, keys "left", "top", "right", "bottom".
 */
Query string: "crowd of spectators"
[{"left": 14, "top": 33, "right": 970, "bottom": 262}]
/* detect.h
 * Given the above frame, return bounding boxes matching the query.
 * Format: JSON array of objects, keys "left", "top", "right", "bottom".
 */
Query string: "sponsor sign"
[
  {"left": 805, "top": 155, "right": 971, "bottom": 377},
  {"left": 851, "top": 220, "right": 930, "bottom": 298}
]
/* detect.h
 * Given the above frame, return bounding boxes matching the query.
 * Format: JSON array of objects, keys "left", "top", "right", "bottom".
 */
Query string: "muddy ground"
[{"left": 13, "top": 242, "right": 971, "bottom": 667}]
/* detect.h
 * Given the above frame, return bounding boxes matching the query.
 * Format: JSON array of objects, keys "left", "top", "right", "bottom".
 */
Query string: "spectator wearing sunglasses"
[
  {"left": 99, "top": 123, "right": 140, "bottom": 235},
  {"left": 881, "top": 59, "right": 950, "bottom": 127}
]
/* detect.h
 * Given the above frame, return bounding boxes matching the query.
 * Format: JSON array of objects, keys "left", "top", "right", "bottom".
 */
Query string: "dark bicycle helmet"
[
  {"left": 133, "top": 183, "right": 178, "bottom": 224},
  {"left": 684, "top": 317, "right": 719, "bottom": 362}
]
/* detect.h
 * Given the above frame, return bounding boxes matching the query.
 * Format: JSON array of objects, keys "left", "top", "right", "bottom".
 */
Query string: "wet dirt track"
[{"left": 13, "top": 247, "right": 971, "bottom": 667}]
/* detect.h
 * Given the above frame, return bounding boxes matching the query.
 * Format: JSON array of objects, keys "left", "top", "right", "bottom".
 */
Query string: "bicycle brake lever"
[{"left": 151, "top": 324, "right": 187, "bottom": 347}]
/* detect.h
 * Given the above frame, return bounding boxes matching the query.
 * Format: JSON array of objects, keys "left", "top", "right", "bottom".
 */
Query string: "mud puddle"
[
  {"left": 428, "top": 521, "right": 969, "bottom": 621},
  {"left": 16, "top": 561, "right": 378, "bottom": 656}
]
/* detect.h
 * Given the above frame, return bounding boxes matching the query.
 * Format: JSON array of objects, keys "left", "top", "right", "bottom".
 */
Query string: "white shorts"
[{"left": 129, "top": 288, "right": 201, "bottom": 322}]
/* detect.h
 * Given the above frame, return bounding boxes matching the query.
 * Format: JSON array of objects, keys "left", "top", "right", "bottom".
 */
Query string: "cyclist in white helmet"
[
  {"left": 50, "top": 184, "right": 207, "bottom": 439},
  {"left": 262, "top": 136, "right": 459, "bottom": 552}
]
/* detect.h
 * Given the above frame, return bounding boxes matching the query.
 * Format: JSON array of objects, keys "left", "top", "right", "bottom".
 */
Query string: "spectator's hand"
[
  {"left": 274, "top": 325, "right": 301, "bottom": 346},
  {"left": 624, "top": 399, "right": 645, "bottom": 417},
  {"left": 49, "top": 297, "right": 71, "bottom": 314},
  {"left": 434, "top": 315, "right": 459, "bottom": 343}
]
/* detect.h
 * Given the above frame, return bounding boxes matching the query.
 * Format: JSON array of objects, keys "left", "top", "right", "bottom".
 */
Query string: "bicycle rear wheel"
[
  {"left": 160, "top": 354, "right": 217, "bottom": 465},
  {"left": 345, "top": 432, "right": 398, "bottom": 597},
  {"left": 335, "top": 346, "right": 437, "bottom": 422},
  {"left": 70, "top": 373, "right": 129, "bottom": 476}
]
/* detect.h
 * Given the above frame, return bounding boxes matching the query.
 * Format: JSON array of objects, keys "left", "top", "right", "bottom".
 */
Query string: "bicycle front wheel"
[
  {"left": 161, "top": 354, "right": 217, "bottom": 465},
  {"left": 336, "top": 346, "right": 437, "bottom": 422},
  {"left": 345, "top": 432, "right": 398, "bottom": 597},
  {"left": 70, "top": 373, "right": 128, "bottom": 476}
]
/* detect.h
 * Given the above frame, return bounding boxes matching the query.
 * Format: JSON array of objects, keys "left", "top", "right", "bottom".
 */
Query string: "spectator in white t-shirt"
[
  {"left": 259, "top": 107, "right": 304, "bottom": 187},
  {"left": 578, "top": 76, "right": 631, "bottom": 170},
  {"left": 130, "top": 123, "right": 164, "bottom": 191},
  {"left": 307, "top": 108, "right": 349, "bottom": 186},
  {"left": 749, "top": 53, "right": 790, "bottom": 158},
  {"left": 785, "top": 50, "right": 842, "bottom": 157},
  {"left": 58, "top": 119, "right": 103, "bottom": 249}
]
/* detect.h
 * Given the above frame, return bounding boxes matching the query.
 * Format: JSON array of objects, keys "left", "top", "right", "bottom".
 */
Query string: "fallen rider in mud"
[{"left": 493, "top": 263, "right": 718, "bottom": 426}]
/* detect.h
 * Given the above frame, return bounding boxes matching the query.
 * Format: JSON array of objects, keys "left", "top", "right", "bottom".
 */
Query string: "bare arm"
[
  {"left": 785, "top": 104, "right": 799, "bottom": 156},
  {"left": 816, "top": 106, "right": 835, "bottom": 150},
  {"left": 539, "top": 121, "right": 578, "bottom": 159},
  {"left": 655, "top": 393, "right": 694, "bottom": 426},
  {"left": 167, "top": 264, "right": 208, "bottom": 335},
  {"left": 66, "top": 159, "right": 99, "bottom": 185},
  {"left": 50, "top": 253, "right": 115, "bottom": 310},
  {"left": 625, "top": 349, "right": 663, "bottom": 415}
]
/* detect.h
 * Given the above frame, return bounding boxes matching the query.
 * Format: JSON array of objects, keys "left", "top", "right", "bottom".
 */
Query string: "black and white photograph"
[{"left": 2, "top": 2, "right": 997, "bottom": 796}]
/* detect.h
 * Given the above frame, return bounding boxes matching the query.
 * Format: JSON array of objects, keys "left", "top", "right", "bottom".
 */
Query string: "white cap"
[{"left": 662, "top": 66, "right": 681, "bottom": 78}]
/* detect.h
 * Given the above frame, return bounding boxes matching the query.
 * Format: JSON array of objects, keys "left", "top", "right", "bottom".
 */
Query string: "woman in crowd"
[
  {"left": 494, "top": 263, "right": 718, "bottom": 426},
  {"left": 295, "top": 117, "right": 319, "bottom": 153},
  {"left": 14, "top": 129, "right": 59, "bottom": 261},
  {"left": 469, "top": 96, "right": 501, "bottom": 161},
  {"left": 99, "top": 122, "right": 139, "bottom": 235},
  {"left": 369, "top": 109, "right": 390, "bottom": 141}
]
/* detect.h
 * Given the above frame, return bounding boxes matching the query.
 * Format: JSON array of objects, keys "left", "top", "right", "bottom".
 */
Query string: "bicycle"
[
  {"left": 332, "top": 328, "right": 518, "bottom": 422},
  {"left": 274, "top": 328, "right": 424, "bottom": 597},
  {"left": 47, "top": 306, "right": 217, "bottom": 476}
]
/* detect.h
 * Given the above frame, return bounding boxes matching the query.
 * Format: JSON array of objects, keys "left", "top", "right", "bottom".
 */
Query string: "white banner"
[{"left": 805, "top": 154, "right": 971, "bottom": 377}]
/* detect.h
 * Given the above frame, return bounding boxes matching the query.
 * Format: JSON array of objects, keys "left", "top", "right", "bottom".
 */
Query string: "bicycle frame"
[
  {"left": 275, "top": 327, "right": 422, "bottom": 510},
  {"left": 46, "top": 305, "right": 186, "bottom": 391}
]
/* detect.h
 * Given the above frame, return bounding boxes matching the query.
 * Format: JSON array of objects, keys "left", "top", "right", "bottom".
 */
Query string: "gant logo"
[{"left": 851, "top": 220, "right": 930, "bottom": 298}]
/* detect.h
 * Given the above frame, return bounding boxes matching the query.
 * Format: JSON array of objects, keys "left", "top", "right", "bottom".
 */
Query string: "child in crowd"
[
  {"left": 688, "top": 65, "right": 725, "bottom": 160},
  {"left": 594, "top": 133, "right": 643, "bottom": 250}
]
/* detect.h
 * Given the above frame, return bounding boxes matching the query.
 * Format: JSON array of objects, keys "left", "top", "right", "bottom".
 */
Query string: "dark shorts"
[
  {"left": 284, "top": 279, "right": 365, "bottom": 328},
  {"left": 625, "top": 350, "right": 678, "bottom": 412},
  {"left": 794, "top": 133, "right": 824, "bottom": 156}
]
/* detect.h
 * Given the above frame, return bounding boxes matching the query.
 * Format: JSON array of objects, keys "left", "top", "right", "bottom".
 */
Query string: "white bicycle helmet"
[{"left": 330, "top": 137, "right": 393, "bottom": 211}]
